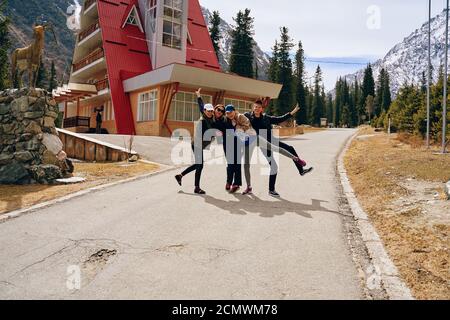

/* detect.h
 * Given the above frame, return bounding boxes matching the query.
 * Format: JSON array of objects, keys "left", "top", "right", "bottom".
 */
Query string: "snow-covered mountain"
[
  {"left": 201, "top": 7, "right": 271, "bottom": 80},
  {"left": 344, "top": 9, "right": 449, "bottom": 95}
]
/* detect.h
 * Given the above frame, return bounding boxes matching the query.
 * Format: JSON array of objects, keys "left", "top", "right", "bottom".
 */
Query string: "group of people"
[{"left": 175, "top": 88, "right": 313, "bottom": 197}]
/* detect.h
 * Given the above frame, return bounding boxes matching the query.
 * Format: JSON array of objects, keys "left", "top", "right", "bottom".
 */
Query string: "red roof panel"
[
  {"left": 186, "top": 0, "right": 221, "bottom": 71},
  {"left": 98, "top": 0, "right": 152, "bottom": 135}
]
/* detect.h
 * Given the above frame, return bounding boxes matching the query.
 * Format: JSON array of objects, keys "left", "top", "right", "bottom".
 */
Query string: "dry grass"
[
  {"left": 0, "top": 161, "right": 159, "bottom": 215},
  {"left": 344, "top": 127, "right": 450, "bottom": 299}
]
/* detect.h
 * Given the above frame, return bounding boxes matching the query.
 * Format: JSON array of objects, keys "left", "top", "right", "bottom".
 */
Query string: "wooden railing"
[
  {"left": 84, "top": 0, "right": 97, "bottom": 11},
  {"left": 95, "top": 77, "right": 109, "bottom": 91},
  {"left": 64, "top": 116, "right": 91, "bottom": 128},
  {"left": 78, "top": 20, "right": 100, "bottom": 42},
  {"left": 72, "top": 48, "right": 104, "bottom": 72}
]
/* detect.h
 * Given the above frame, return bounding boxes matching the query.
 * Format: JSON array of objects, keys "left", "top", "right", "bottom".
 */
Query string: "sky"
[{"left": 199, "top": 0, "right": 447, "bottom": 89}]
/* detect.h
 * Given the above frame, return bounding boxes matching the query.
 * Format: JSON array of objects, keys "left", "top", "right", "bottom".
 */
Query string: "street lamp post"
[
  {"left": 443, "top": 0, "right": 449, "bottom": 154},
  {"left": 427, "top": 0, "right": 431, "bottom": 148}
]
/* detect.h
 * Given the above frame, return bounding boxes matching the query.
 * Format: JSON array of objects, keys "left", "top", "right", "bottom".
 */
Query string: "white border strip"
[{"left": 337, "top": 132, "right": 414, "bottom": 300}]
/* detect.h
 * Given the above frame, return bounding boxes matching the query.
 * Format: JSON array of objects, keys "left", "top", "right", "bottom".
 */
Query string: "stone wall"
[{"left": 0, "top": 88, "right": 71, "bottom": 184}]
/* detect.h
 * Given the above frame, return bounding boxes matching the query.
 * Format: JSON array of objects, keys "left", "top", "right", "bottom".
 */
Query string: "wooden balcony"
[
  {"left": 95, "top": 77, "right": 109, "bottom": 91},
  {"left": 84, "top": 0, "right": 96, "bottom": 11},
  {"left": 64, "top": 116, "right": 91, "bottom": 129},
  {"left": 72, "top": 48, "right": 104, "bottom": 73},
  {"left": 78, "top": 20, "right": 100, "bottom": 42}
]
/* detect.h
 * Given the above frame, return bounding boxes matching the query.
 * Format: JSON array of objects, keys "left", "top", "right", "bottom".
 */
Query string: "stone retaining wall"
[{"left": 0, "top": 88, "right": 71, "bottom": 184}]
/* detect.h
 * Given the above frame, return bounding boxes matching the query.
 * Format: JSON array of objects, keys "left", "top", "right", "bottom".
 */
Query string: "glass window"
[
  {"left": 146, "top": 0, "right": 158, "bottom": 32},
  {"left": 224, "top": 98, "right": 253, "bottom": 114},
  {"left": 138, "top": 90, "right": 158, "bottom": 122},
  {"left": 126, "top": 8, "right": 139, "bottom": 26},
  {"left": 168, "top": 92, "right": 212, "bottom": 122},
  {"left": 163, "top": 20, "right": 172, "bottom": 34},
  {"left": 103, "top": 100, "right": 115, "bottom": 121},
  {"left": 162, "top": 0, "right": 183, "bottom": 49}
]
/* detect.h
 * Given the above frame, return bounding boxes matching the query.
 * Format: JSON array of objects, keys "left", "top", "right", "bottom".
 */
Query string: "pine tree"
[
  {"left": 35, "top": 57, "right": 48, "bottom": 89},
  {"left": 326, "top": 93, "right": 333, "bottom": 124},
  {"left": 362, "top": 64, "right": 375, "bottom": 104},
  {"left": 275, "top": 27, "right": 294, "bottom": 115},
  {"left": 420, "top": 71, "right": 427, "bottom": 93},
  {"left": 348, "top": 82, "right": 358, "bottom": 127},
  {"left": 48, "top": 61, "right": 57, "bottom": 92},
  {"left": 311, "top": 65, "right": 324, "bottom": 126},
  {"left": 0, "top": 0, "right": 10, "bottom": 90},
  {"left": 334, "top": 77, "right": 342, "bottom": 126},
  {"left": 267, "top": 41, "right": 280, "bottom": 115},
  {"left": 295, "top": 41, "right": 307, "bottom": 125},
  {"left": 268, "top": 41, "right": 279, "bottom": 82},
  {"left": 374, "top": 68, "right": 385, "bottom": 117},
  {"left": 381, "top": 71, "right": 392, "bottom": 112},
  {"left": 229, "top": 9, "right": 254, "bottom": 78},
  {"left": 209, "top": 10, "right": 221, "bottom": 61},
  {"left": 254, "top": 61, "right": 259, "bottom": 80},
  {"left": 307, "top": 84, "right": 314, "bottom": 124}
]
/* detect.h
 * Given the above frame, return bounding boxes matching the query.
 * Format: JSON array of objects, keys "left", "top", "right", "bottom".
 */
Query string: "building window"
[
  {"left": 103, "top": 100, "right": 115, "bottom": 121},
  {"left": 138, "top": 90, "right": 158, "bottom": 122},
  {"left": 224, "top": 98, "right": 253, "bottom": 114},
  {"left": 123, "top": 6, "right": 144, "bottom": 32},
  {"left": 163, "top": 0, "right": 183, "bottom": 49},
  {"left": 168, "top": 92, "right": 212, "bottom": 122},
  {"left": 146, "top": 0, "right": 158, "bottom": 32},
  {"left": 127, "top": 11, "right": 139, "bottom": 26}
]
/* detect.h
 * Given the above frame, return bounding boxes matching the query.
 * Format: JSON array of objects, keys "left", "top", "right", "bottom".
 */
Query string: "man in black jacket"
[{"left": 244, "top": 100, "right": 313, "bottom": 197}]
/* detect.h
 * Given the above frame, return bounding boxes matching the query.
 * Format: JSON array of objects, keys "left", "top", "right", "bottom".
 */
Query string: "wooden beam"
[{"left": 161, "top": 83, "right": 179, "bottom": 136}]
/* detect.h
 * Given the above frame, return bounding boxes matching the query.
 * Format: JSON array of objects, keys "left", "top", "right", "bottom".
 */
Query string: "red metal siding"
[
  {"left": 187, "top": 0, "right": 221, "bottom": 71},
  {"left": 98, "top": 0, "right": 152, "bottom": 135}
]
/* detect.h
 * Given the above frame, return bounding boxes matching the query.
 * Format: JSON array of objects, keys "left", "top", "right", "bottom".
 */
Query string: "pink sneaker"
[
  {"left": 293, "top": 157, "right": 307, "bottom": 167},
  {"left": 243, "top": 187, "right": 253, "bottom": 195}
]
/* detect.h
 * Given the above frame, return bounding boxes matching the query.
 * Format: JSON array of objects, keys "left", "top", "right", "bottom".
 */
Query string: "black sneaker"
[
  {"left": 194, "top": 188, "right": 206, "bottom": 195},
  {"left": 300, "top": 167, "right": 314, "bottom": 176},
  {"left": 269, "top": 190, "right": 280, "bottom": 197},
  {"left": 175, "top": 174, "right": 183, "bottom": 186}
]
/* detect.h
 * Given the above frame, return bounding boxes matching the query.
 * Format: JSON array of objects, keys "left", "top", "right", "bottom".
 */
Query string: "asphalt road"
[{"left": 0, "top": 129, "right": 363, "bottom": 299}]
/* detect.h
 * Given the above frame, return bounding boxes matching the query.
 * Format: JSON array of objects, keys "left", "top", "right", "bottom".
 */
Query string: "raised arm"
[
  {"left": 196, "top": 88, "right": 204, "bottom": 113},
  {"left": 267, "top": 113, "right": 293, "bottom": 125},
  {"left": 267, "top": 104, "right": 300, "bottom": 125}
]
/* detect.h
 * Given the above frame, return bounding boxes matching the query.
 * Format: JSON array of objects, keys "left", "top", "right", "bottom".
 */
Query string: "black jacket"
[
  {"left": 194, "top": 97, "right": 215, "bottom": 149},
  {"left": 244, "top": 112, "right": 292, "bottom": 141}
]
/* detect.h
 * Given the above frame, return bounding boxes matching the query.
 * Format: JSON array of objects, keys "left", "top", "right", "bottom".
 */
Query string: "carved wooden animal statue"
[{"left": 10, "top": 23, "right": 56, "bottom": 88}]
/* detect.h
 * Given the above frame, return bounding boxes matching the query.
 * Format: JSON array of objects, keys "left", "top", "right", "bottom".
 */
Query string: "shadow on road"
[{"left": 178, "top": 191, "right": 340, "bottom": 219}]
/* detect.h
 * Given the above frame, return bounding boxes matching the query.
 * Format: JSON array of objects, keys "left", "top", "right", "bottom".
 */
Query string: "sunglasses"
[{"left": 216, "top": 109, "right": 225, "bottom": 113}]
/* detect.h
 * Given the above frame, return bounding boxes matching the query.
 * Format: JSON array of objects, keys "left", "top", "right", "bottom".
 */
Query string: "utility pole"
[
  {"left": 427, "top": 0, "right": 431, "bottom": 148},
  {"left": 443, "top": 0, "right": 449, "bottom": 153}
]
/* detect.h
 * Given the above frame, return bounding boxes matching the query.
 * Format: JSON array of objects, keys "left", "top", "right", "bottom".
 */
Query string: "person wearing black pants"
[
  {"left": 244, "top": 100, "right": 313, "bottom": 197},
  {"left": 223, "top": 104, "right": 252, "bottom": 193},
  {"left": 175, "top": 89, "right": 216, "bottom": 194}
]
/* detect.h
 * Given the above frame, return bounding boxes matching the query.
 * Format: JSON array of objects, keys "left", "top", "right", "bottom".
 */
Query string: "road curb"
[
  {"left": 0, "top": 163, "right": 176, "bottom": 224},
  {"left": 337, "top": 132, "right": 414, "bottom": 300}
]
